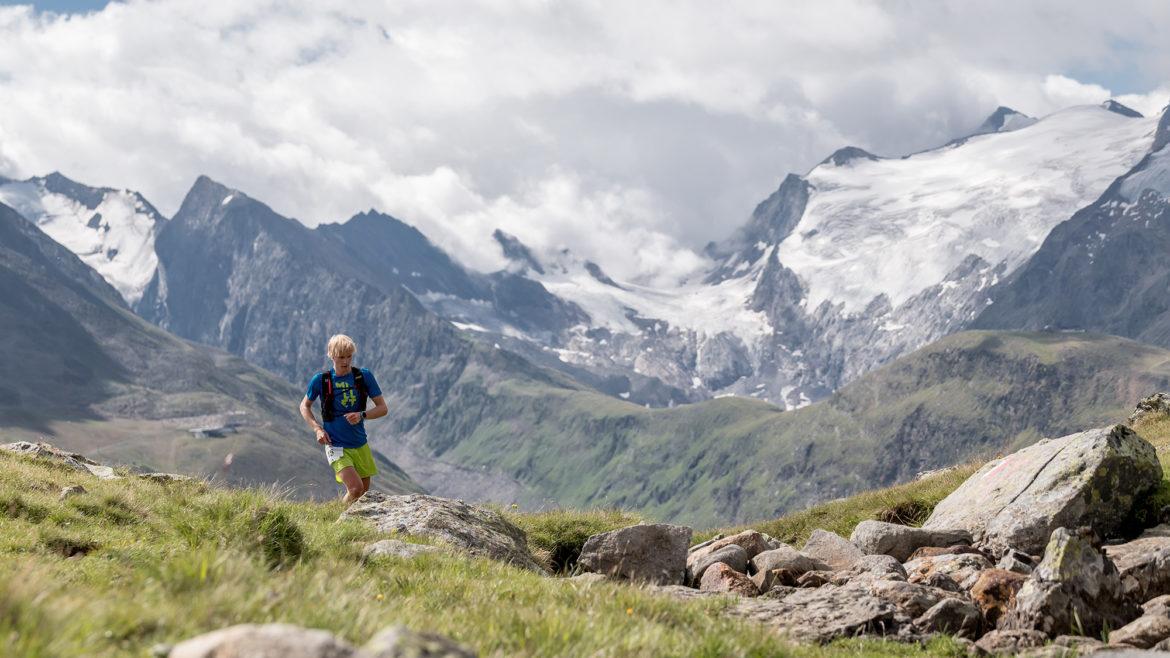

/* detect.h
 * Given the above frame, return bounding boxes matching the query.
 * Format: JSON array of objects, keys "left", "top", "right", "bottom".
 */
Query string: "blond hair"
[{"left": 326, "top": 334, "right": 356, "bottom": 358}]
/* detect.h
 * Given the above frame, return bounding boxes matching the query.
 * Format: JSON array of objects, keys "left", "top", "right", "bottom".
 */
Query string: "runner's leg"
[{"left": 338, "top": 466, "right": 364, "bottom": 502}]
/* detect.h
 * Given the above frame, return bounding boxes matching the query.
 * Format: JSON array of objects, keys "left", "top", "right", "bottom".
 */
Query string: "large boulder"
[
  {"left": 849, "top": 520, "right": 972, "bottom": 562},
  {"left": 801, "top": 530, "right": 865, "bottom": 571},
  {"left": 922, "top": 425, "right": 1161, "bottom": 555},
  {"left": 687, "top": 544, "right": 748, "bottom": 586},
  {"left": 687, "top": 529, "right": 777, "bottom": 564},
  {"left": 749, "top": 545, "right": 831, "bottom": 577},
  {"left": 1000, "top": 527, "right": 1138, "bottom": 638},
  {"left": 1, "top": 441, "right": 119, "bottom": 479},
  {"left": 577, "top": 523, "right": 691, "bottom": 585},
  {"left": 340, "top": 493, "right": 545, "bottom": 574},
  {"left": 731, "top": 584, "right": 909, "bottom": 642},
  {"left": 699, "top": 562, "right": 758, "bottom": 596}
]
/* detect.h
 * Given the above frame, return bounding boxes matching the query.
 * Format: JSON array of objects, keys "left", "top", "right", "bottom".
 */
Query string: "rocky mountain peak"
[
  {"left": 818, "top": 146, "right": 880, "bottom": 168},
  {"left": 974, "top": 106, "right": 1037, "bottom": 135},
  {"left": 493, "top": 229, "right": 544, "bottom": 275},
  {"left": 1103, "top": 99, "right": 1143, "bottom": 118}
]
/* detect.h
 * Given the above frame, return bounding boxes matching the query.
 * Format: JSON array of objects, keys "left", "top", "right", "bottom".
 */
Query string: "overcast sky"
[{"left": 1, "top": 0, "right": 1168, "bottom": 284}]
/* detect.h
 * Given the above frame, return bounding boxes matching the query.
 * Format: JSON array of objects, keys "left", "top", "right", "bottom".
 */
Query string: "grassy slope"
[
  {"left": 0, "top": 450, "right": 970, "bottom": 658},
  {"left": 417, "top": 330, "right": 1170, "bottom": 528},
  {"left": 9, "top": 410, "right": 1168, "bottom": 657}
]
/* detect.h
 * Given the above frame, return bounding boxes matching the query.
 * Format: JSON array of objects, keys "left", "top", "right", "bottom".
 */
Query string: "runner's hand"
[{"left": 315, "top": 427, "right": 331, "bottom": 445}]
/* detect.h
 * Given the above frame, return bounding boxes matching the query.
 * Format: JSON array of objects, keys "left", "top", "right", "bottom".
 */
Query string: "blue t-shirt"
[{"left": 306, "top": 367, "right": 383, "bottom": 449}]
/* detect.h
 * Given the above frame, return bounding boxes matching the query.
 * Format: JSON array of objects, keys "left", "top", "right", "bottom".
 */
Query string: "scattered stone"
[
  {"left": 996, "top": 549, "right": 1035, "bottom": 575},
  {"left": 362, "top": 540, "right": 444, "bottom": 560},
  {"left": 1109, "top": 613, "right": 1170, "bottom": 649},
  {"left": 750, "top": 568, "right": 795, "bottom": 594},
  {"left": 731, "top": 584, "right": 908, "bottom": 642},
  {"left": 1000, "top": 527, "right": 1138, "bottom": 638},
  {"left": 971, "top": 568, "right": 1029, "bottom": 629},
  {"left": 868, "top": 580, "right": 961, "bottom": 619},
  {"left": 974, "top": 629, "right": 1049, "bottom": 655},
  {"left": 913, "top": 598, "right": 981, "bottom": 639},
  {"left": 687, "top": 544, "right": 747, "bottom": 586},
  {"left": 169, "top": 623, "right": 362, "bottom": 658},
  {"left": 904, "top": 552, "right": 992, "bottom": 591},
  {"left": 138, "top": 472, "right": 192, "bottom": 483},
  {"left": 1104, "top": 526, "right": 1170, "bottom": 604},
  {"left": 1, "top": 441, "right": 122, "bottom": 479},
  {"left": 801, "top": 529, "right": 865, "bottom": 571},
  {"left": 923, "top": 571, "right": 961, "bottom": 593},
  {"left": 849, "top": 520, "right": 972, "bottom": 562},
  {"left": 687, "top": 534, "right": 724, "bottom": 555},
  {"left": 1052, "top": 634, "right": 1105, "bottom": 653},
  {"left": 577, "top": 523, "right": 691, "bottom": 585},
  {"left": 922, "top": 425, "right": 1162, "bottom": 555},
  {"left": 748, "top": 545, "right": 830, "bottom": 578},
  {"left": 1129, "top": 392, "right": 1170, "bottom": 425},
  {"left": 59, "top": 485, "right": 86, "bottom": 500},
  {"left": 341, "top": 492, "right": 546, "bottom": 574},
  {"left": 687, "top": 529, "right": 777, "bottom": 565},
  {"left": 364, "top": 625, "right": 477, "bottom": 657},
  {"left": 699, "top": 562, "right": 758, "bottom": 596},
  {"left": 796, "top": 570, "right": 835, "bottom": 588}
]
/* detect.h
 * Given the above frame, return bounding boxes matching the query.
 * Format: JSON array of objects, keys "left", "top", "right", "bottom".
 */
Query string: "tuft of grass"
[
  {"left": 1, "top": 494, "right": 48, "bottom": 523},
  {"left": 250, "top": 505, "right": 307, "bottom": 569},
  {"left": 509, "top": 507, "right": 646, "bottom": 574}
]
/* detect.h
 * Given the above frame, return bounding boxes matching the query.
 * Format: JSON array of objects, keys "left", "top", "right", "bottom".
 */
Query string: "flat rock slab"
[
  {"left": 170, "top": 623, "right": 362, "bottom": 658},
  {"left": 362, "top": 540, "right": 445, "bottom": 560},
  {"left": 849, "top": 520, "right": 972, "bottom": 562},
  {"left": 341, "top": 492, "right": 545, "bottom": 574},
  {"left": 802, "top": 529, "right": 865, "bottom": 571},
  {"left": 1104, "top": 526, "right": 1170, "bottom": 603},
  {"left": 922, "top": 425, "right": 1161, "bottom": 555},
  {"left": 730, "top": 584, "right": 909, "bottom": 642},
  {"left": 1, "top": 441, "right": 121, "bottom": 479},
  {"left": 578, "top": 523, "right": 691, "bottom": 585}
]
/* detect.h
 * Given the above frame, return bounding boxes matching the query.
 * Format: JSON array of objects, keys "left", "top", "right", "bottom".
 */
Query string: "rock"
[
  {"left": 904, "top": 552, "right": 992, "bottom": 591},
  {"left": 974, "top": 629, "right": 1049, "bottom": 655},
  {"left": 1000, "top": 527, "right": 1138, "bottom": 638},
  {"left": 687, "top": 530, "right": 777, "bottom": 565},
  {"left": 569, "top": 573, "right": 608, "bottom": 585},
  {"left": 796, "top": 571, "right": 835, "bottom": 588},
  {"left": 1104, "top": 526, "right": 1170, "bottom": 604},
  {"left": 1129, "top": 392, "right": 1170, "bottom": 425},
  {"left": 750, "top": 568, "right": 796, "bottom": 594},
  {"left": 170, "top": 623, "right": 362, "bottom": 658},
  {"left": 749, "top": 545, "right": 831, "bottom": 577},
  {"left": 996, "top": 549, "right": 1035, "bottom": 575},
  {"left": 1052, "top": 635, "right": 1105, "bottom": 653},
  {"left": 849, "top": 520, "right": 973, "bottom": 562},
  {"left": 577, "top": 523, "right": 691, "bottom": 585},
  {"left": 687, "top": 534, "right": 723, "bottom": 555},
  {"left": 138, "top": 472, "right": 192, "bottom": 483},
  {"left": 971, "top": 568, "right": 1029, "bottom": 629},
  {"left": 914, "top": 598, "right": 981, "bottom": 639},
  {"left": 1, "top": 441, "right": 121, "bottom": 479},
  {"left": 922, "top": 425, "right": 1162, "bottom": 555},
  {"left": 922, "top": 572, "right": 960, "bottom": 593},
  {"left": 868, "top": 580, "right": 961, "bottom": 619},
  {"left": 364, "top": 625, "right": 476, "bottom": 657},
  {"left": 802, "top": 529, "right": 865, "bottom": 571},
  {"left": 59, "top": 485, "right": 86, "bottom": 500},
  {"left": 362, "top": 540, "right": 444, "bottom": 560},
  {"left": 340, "top": 493, "right": 545, "bottom": 574},
  {"left": 687, "top": 544, "right": 747, "bottom": 586},
  {"left": 699, "top": 562, "right": 758, "bottom": 596},
  {"left": 1109, "top": 613, "right": 1170, "bottom": 649},
  {"left": 731, "top": 584, "right": 908, "bottom": 642}
]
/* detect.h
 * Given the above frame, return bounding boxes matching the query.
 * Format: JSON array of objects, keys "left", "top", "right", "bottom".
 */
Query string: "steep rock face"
[{"left": 975, "top": 108, "right": 1170, "bottom": 348}]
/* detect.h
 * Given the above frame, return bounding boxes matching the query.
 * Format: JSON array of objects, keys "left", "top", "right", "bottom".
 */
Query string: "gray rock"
[
  {"left": 730, "top": 584, "right": 909, "bottom": 642},
  {"left": 362, "top": 540, "right": 444, "bottom": 560},
  {"left": 138, "top": 472, "right": 192, "bottom": 483},
  {"left": 1109, "top": 613, "right": 1170, "bottom": 649},
  {"left": 922, "top": 426, "right": 1162, "bottom": 555},
  {"left": 749, "top": 545, "right": 831, "bottom": 577},
  {"left": 904, "top": 552, "right": 993, "bottom": 591},
  {"left": 687, "top": 530, "right": 777, "bottom": 565},
  {"left": 1129, "top": 392, "right": 1170, "bottom": 425},
  {"left": 699, "top": 562, "right": 758, "bottom": 596},
  {"left": 340, "top": 492, "right": 545, "bottom": 574},
  {"left": 922, "top": 571, "right": 960, "bottom": 592},
  {"left": 1104, "top": 526, "right": 1170, "bottom": 604},
  {"left": 974, "top": 629, "right": 1049, "bottom": 655},
  {"left": 170, "top": 623, "right": 362, "bottom": 658},
  {"left": 364, "top": 625, "right": 476, "bottom": 657},
  {"left": 914, "top": 598, "right": 981, "bottom": 639},
  {"left": 1000, "top": 527, "right": 1138, "bottom": 638},
  {"left": 59, "top": 485, "right": 87, "bottom": 500},
  {"left": 996, "top": 549, "right": 1035, "bottom": 575},
  {"left": 577, "top": 523, "right": 691, "bottom": 585},
  {"left": 849, "top": 520, "right": 972, "bottom": 562},
  {"left": 802, "top": 529, "right": 865, "bottom": 571},
  {"left": 1, "top": 441, "right": 121, "bottom": 479},
  {"left": 867, "top": 580, "right": 963, "bottom": 619},
  {"left": 687, "top": 544, "right": 747, "bottom": 586}
]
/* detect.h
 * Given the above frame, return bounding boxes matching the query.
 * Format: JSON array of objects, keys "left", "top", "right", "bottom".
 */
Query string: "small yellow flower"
[
  {"left": 376, "top": 594, "right": 383, "bottom": 600},
  {"left": 511, "top": 504, "right": 518, "bottom": 508},
  {"left": 391, "top": 528, "right": 398, "bottom": 533},
  {"left": 626, "top": 608, "right": 633, "bottom": 615}
]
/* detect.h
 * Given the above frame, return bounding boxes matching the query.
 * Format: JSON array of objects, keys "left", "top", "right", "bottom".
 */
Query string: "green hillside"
[{"left": 405, "top": 330, "right": 1170, "bottom": 528}]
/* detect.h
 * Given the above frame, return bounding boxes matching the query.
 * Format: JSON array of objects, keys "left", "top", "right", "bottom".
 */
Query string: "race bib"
[{"left": 324, "top": 444, "right": 345, "bottom": 464}]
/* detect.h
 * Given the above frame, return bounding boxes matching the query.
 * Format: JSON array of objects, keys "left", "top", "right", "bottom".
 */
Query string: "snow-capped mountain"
[
  {"left": 5, "top": 100, "right": 1162, "bottom": 412},
  {"left": 0, "top": 172, "right": 165, "bottom": 305}
]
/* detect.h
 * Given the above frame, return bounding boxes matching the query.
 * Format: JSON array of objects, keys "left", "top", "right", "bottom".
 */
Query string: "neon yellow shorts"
[{"left": 325, "top": 443, "right": 378, "bottom": 482}]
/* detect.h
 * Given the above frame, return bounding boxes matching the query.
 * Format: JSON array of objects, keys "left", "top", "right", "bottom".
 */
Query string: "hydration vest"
[{"left": 319, "top": 368, "right": 368, "bottom": 422}]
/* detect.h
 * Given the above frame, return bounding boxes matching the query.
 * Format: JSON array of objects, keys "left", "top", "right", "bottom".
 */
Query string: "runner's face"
[{"left": 331, "top": 351, "right": 354, "bottom": 374}]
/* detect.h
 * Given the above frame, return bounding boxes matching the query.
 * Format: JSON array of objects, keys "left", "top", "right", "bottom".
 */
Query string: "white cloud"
[{"left": 0, "top": 0, "right": 1167, "bottom": 286}]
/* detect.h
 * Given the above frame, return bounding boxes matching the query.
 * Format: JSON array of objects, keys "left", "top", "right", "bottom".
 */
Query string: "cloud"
[{"left": 0, "top": 0, "right": 1167, "bottom": 285}]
